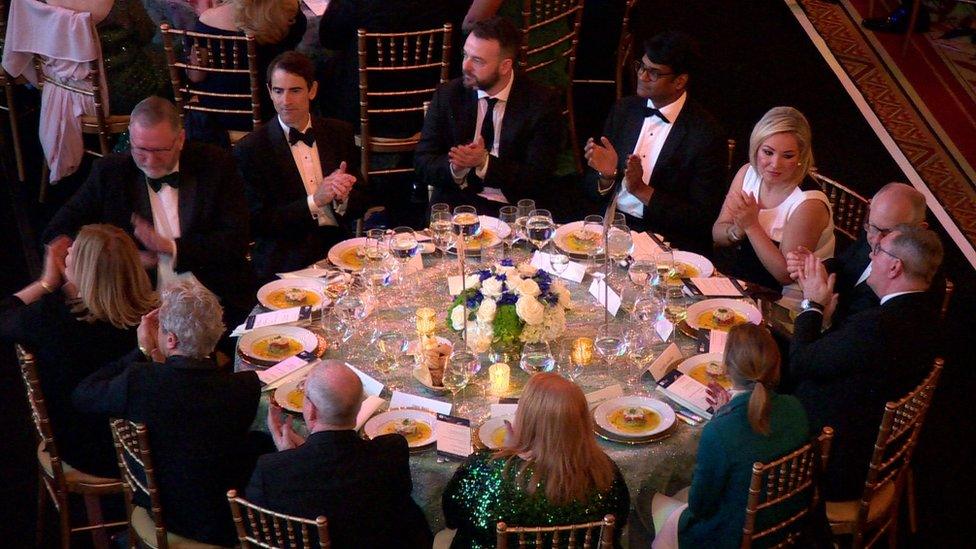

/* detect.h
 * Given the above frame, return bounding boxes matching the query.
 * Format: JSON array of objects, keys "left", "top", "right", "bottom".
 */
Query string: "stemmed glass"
[
  {"left": 431, "top": 202, "right": 451, "bottom": 217},
  {"left": 606, "top": 220, "right": 632, "bottom": 271},
  {"left": 389, "top": 226, "right": 419, "bottom": 292},
  {"left": 663, "top": 285, "right": 688, "bottom": 344},
  {"left": 334, "top": 293, "right": 369, "bottom": 341},
  {"left": 320, "top": 307, "right": 349, "bottom": 352},
  {"left": 513, "top": 199, "right": 535, "bottom": 246},
  {"left": 364, "top": 229, "right": 389, "bottom": 264},
  {"left": 519, "top": 341, "right": 555, "bottom": 374},
  {"left": 372, "top": 330, "right": 406, "bottom": 390},
  {"left": 498, "top": 205, "right": 518, "bottom": 259},
  {"left": 654, "top": 249, "right": 675, "bottom": 298},
  {"left": 593, "top": 323, "right": 628, "bottom": 380},
  {"left": 525, "top": 209, "right": 555, "bottom": 253},
  {"left": 628, "top": 259, "right": 655, "bottom": 294},
  {"left": 549, "top": 250, "right": 570, "bottom": 277},
  {"left": 429, "top": 211, "right": 453, "bottom": 258},
  {"left": 444, "top": 349, "right": 477, "bottom": 416},
  {"left": 580, "top": 214, "right": 604, "bottom": 271}
]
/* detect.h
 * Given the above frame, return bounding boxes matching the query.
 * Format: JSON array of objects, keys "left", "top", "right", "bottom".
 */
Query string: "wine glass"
[
  {"left": 498, "top": 205, "right": 518, "bottom": 259},
  {"left": 559, "top": 337, "right": 590, "bottom": 382},
  {"left": 579, "top": 214, "right": 604, "bottom": 270},
  {"left": 654, "top": 250, "right": 675, "bottom": 297},
  {"left": 628, "top": 259, "right": 655, "bottom": 294},
  {"left": 519, "top": 341, "right": 555, "bottom": 374},
  {"left": 372, "top": 330, "right": 406, "bottom": 390},
  {"left": 334, "top": 293, "right": 368, "bottom": 340},
  {"left": 663, "top": 285, "right": 688, "bottom": 344},
  {"left": 514, "top": 199, "right": 535, "bottom": 244},
  {"left": 431, "top": 202, "right": 451, "bottom": 216},
  {"left": 525, "top": 209, "right": 555, "bottom": 252},
  {"left": 320, "top": 307, "right": 349, "bottom": 352},
  {"left": 625, "top": 325, "right": 661, "bottom": 392},
  {"left": 429, "top": 211, "right": 453, "bottom": 258},
  {"left": 593, "top": 323, "right": 628, "bottom": 380},
  {"left": 444, "top": 350, "right": 477, "bottom": 415},
  {"left": 389, "top": 226, "right": 419, "bottom": 287},
  {"left": 606, "top": 221, "right": 632, "bottom": 264}
]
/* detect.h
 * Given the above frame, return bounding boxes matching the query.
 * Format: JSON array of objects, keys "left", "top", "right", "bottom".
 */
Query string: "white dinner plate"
[
  {"left": 553, "top": 221, "right": 603, "bottom": 258},
  {"left": 363, "top": 408, "right": 437, "bottom": 448},
  {"left": 273, "top": 377, "right": 307, "bottom": 413},
  {"left": 478, "top": 416, "right": 514, "bottom": 449},
  {"left": 446, "top": 216, "right": 510, "bottom": 253},
  {"left": 670, "top": 251, "right": 715, "bottom": 279},
  {"left": 675, "top": 353, "right": 733, "bottom": 390},
  {"left": 685, "top": 298, "right": 762, "bottom": 331},
  {"left": 238, "top": 326, "right": 317, "bottom": 364},
  {"left": 257, "top": 278, "right": 327, "bottom": 311},
  {"left": 592, "top": 396, "right": 675, "bottom": 438},
  {"left": 327, "top": 237, "right": 369, "bottom": 271}
]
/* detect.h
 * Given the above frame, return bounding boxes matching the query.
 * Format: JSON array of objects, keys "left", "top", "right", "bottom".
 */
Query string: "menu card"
[
  {"left": 708, "top": 330, "right": 729, "bottom": 355},
  {"left": 588, "top": 276, "right": 622, "bottom": 316},
  {"left": 584, "top": 384, "right": 624, "bottom": 405},
  {"left": 656, "top": 370, "right": 714, "bottom": 419},
  {"left": 390, "top": 391, "right": 452, "bottom": 415},
  {"left": 257, "top": 353, "right": 317, "bottom": 387},
  {"left": 490, "top": 403, "right": 518, "bottom": 417},
  {"left": 530, "top": 251, "right": 586, "bottom": 283},
  {"left": 231, "top": 305, "right": 313, "bottom": 337},
  {"left": 630, "top": 231, "right": 665, "bottom": 260},
  {"left": 685, "top": 277, "right": 743, "bottom": 297},
  {"left": 654, "top": 317, "right": 674, "bottom": 342},
  {"left": 346, "top": 363, "right": 385, "bottom": 397},
  {"left": 355, "top": 396, "right": 386, "bottom": 431},
  {"left": 435, "top": 414, "right": 473, "bottom": 460},
  {"left": 646, "top": 343, "right": 683, "bottom": 382}
]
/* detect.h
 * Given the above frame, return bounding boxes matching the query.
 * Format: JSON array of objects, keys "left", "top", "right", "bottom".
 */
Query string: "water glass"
[
  {"left": 628, "top": 259, "right": 655, "bottom": 292},
  {"left": 514, "top": 199, "right": 535, "bottom": 244},
  {"left": 320, "top": 308, "right": 349, "bottom": 351},
  {"left": 549, "top": 251, "right": 570, "bottom": 276},
  {"left": 444, "top": 350, "right": 477, "bottom": 414},
  {"left": 519, "top": 341, "right": 556, "bottom": 374},
  {"left": 498, "top": 205, "right": 518, "bottom": 258},
  {"left": 581, "top": 214, "right": 605, "bottom": 269},
  {"left": 429, "top": 211, "right": 453, "bottom": 257},
  {"left": 654, "top": 250, "right": 675, "bottom": 296},
  {"left": 593, "top": 324, "right": 627, "bottom": 379},
  {"left": 373, "top": 330, "right": 406, "bottom": 389},
  {"left": 364, "top": 229, "right": 389, "bottom": 263},
  {"left": 525, "top": 209, "right": 555, "bottom": 252}
]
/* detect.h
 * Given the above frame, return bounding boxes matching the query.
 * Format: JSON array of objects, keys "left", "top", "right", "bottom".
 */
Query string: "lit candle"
[
  {"left": 571, "top": 337, "right": 594, "bottom": 366},
  {"left": 416, "top": 307, "right": 437, "bottom": 338},
  {"left": 489, "top": 363, "right": 510, "bottom": 396}
]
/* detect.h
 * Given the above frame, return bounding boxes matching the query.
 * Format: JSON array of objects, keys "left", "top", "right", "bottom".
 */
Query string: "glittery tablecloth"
[{"left": 238, "top": 249, "right": 711, "bottom": 532}]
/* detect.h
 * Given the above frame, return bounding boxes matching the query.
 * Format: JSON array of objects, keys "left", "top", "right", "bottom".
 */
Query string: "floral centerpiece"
[{"left": 446, "top": 260, "right": 573, "bottom": 353}]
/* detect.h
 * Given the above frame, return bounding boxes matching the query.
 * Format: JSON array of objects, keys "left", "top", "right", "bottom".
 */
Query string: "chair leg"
[
  {"left": 36, "top": 477, "right": 47, "bottom": 547},
  {"left": 4, "top": 84, "right": 26, "bottom": 182},
  {"left": 59, "top": 494, "right": 72, "bottom": 549},
  {"left": 906, "top": 467, "right": 918, "bottom": 533},
  {"left": 39, "top": 162, "right": 50, "bottom": 203},
  {"left": 84, "top": 494, "right": 111, "bottom": 549},
  {"left": 887, "top": 512, "right": 900, "bottom": 549}
]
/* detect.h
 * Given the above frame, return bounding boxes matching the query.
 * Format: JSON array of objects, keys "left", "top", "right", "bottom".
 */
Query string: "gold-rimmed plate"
[
  {"left": 362, "top": 408, "right": 437, "bottom": 449},
  {"left": 592, "top": 396, "right": 676, "bottom": 438},
  {"left": 327, "top": 238, "right": 369, "bottom": 271},
  {"left": 238, "top": 326, "right": 317, "bottom": 366},
  {"left": 686, "top": 298, "right": 761, "bottom": 332},
  {"left": 594, "top": 421, "right": 677, "bottom": 445},
  {"left": 257, "top": 278, "right": 325, "bottom": 311},
  {"left": 477, "top": 415, "right": 515, "bottom": 450}
]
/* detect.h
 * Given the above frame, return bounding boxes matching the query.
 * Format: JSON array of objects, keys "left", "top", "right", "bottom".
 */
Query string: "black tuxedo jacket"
[
  {"left": 246, "top": 430, "right": 432, "bottom": 548},
  {"left": 415, "top": 75, "right": 564, "bottom": 213},
  {"left": 42, "top": 142, "right": 254, "bottom": 314},
  {"left": 72, "top": 351, "right": 261, "bottom": 546},
  {"left": 585, "top": 95, "right": 727, "bottom": 256},
  {"left": 789, "top": 292, "right": 938, "bottom": 500},
  {"left": 234, "top": 117, "right": 371, "bottom": 283}
]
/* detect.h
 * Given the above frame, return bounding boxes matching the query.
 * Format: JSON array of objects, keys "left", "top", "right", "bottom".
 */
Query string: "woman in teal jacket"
[{"left": 652, "top": 323, "right": 810, "bottom": 548}]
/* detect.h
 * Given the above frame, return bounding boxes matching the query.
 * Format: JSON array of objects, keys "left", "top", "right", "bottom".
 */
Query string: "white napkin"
[
  {"left": 390, "top": 391, "right": 452, "bottom": 414},
  {"left": 631, "top": 231, "right": 664, "bottom": 260},
  {"left": 355, "top": 396, "right": 386, "bottom": 431}
]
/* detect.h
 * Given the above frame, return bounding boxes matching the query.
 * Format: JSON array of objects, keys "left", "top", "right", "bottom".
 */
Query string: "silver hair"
[
  {"left": 304, "top": 360, "right": 363, "bottom": 426},
  {"left": 158, "top": 280, "right": 225, "bottom": 358},
  {"left": 887, "top": 224, "right": 943, "bottom": 286},
  {"left": 129, "top": 96, "right": 181, "bottom": 131},
  {"left": 875, "top": 183, "right": 927, "bottom": 225}
]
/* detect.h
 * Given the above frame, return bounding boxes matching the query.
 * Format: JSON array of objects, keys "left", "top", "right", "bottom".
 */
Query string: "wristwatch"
[
  {"left": 727, "top": 225, "right": 743, "bottom": 243},
  {"left": 800, "top": 299, "right": 824, "bottom": 313}
]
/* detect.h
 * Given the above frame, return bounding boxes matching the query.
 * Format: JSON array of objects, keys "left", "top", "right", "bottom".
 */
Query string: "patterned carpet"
[{"left": 793, "top": 0, "right": 976, "bottom": 259}]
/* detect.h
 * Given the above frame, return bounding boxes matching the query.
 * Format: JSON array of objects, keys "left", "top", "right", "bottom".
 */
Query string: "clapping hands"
[
  {"left": 131, "top": 214, "right": 176, "bottom": 256},
  {"left": 268, "top": 402, "right": 307, "bottom": 451},
  {"left": 726, "top": 191, "right": 760, "bottom": 231},
  {"left": 315, "top": 161, "right": 356, "bottom": 207},
  {"left": 41, "top": 235, "right": 71, "bottom": 290},
  {"left": 584, "top": 136, "right": 618, "bottom": 177},
  {"left": 449, "top": 136, "right": 489, "bottom": 171},
  {"left": 796, "top": 251, "right": 838, "bottom": 322}
]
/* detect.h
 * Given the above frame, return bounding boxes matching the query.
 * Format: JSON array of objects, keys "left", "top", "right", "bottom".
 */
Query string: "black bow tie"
[
  {"left": 288, "top": 126, "right": 315, "bottom": 147},
  {"left": 643, "top": 106, "right": 670, "bottom": 124},
  {"left": 147, "top": 172, "right": 179, "bottom": 193}
]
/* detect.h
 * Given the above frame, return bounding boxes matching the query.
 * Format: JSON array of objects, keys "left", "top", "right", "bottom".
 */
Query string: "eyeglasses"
[
  {"left": 872, "top": 242, "right": 901, "bottom": 262},
  {"left": 863, "top": 221, "right": 893, "bottom": 238},
  {"left": 131, "top": 137, "right": 180, "bottom": 155},
  {"left": 633, "top": 61, "right": 675, "bottom": 81}
]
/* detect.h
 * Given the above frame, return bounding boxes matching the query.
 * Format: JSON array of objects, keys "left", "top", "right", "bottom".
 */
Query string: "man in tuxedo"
[
  {"left": 42, "top": 96, "right": 254, "bottom": 327},
  {"left": 790, "top": 225, "right": 943, "bottom": 501},
  {"left": 583, "top": 31, "right": 726, "bottom": 256},
  {"left": 247, "top": 360, "right": 431, "bottom": 548},
  {"left": 415, "top": 16, "right": 564, "bottom": 214},
  {"left": 72, "top": 280, "right": 262, "bottom": 547},
  {"left": 787, "top": 182, "right": 932, "bottom": 325},
  {"left": 235, "top": 51, "right": 372, "bottom": 283}
]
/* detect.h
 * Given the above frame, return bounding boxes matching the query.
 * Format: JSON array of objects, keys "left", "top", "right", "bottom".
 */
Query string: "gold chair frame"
[
  {"left": 517, "top": 0, "right": 586, "bottom": 173},
  {"left": 356, "top": 24, "right": 452, "bottom": 182},
  {"left": 16, "top": 344, "right": 126, "bottom": 549},
  {"left": 227, "top": 489, "right": 330, "bottom": 549},
  {"left": 572, "top": 0, "right": 638, "bottom": 101},
  {"left": 827, "top": 358, "right": 944, "bottom": 548},
  {"left": 741, "top": 427, "right": 834, "bottom": 548},
  {"left": 0, "top": 0, "right": 26, "bottom": 181},
  {"left": 160, "top": 23, "right": 261, "bottom": 144},
  {"left": 496, "top": 513, "right": 615, "bottom": 548},
  {"left": 810, "top": 170, "right": 870, "bottom": 243}
]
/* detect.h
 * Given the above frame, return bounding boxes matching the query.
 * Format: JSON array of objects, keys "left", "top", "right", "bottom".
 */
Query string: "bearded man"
[{"left": 414, "top": 16, "right": 564, "bottom": 214}]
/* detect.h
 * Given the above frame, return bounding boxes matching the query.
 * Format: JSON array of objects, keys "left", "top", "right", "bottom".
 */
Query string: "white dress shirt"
[
  {"left": 880, "top": 290, "right": 923, "bottom": 305},
  {"left": 616, "top": 92, "right": 688, "bottom": 218},
  {"left": 278, "top": 116, "right": 339, "bottom": 227},
  {"left": 146, "top": 164, "right": 199, "bottom": 288},
  {"left": 856, "top": 263, "right": 872, "bottom": 286},
  {"left": 451, "top": 73, "right": 515, "bottom": 203}
]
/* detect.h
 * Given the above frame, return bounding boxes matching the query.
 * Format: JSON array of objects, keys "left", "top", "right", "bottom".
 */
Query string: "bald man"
[
  {"left": 246, "top": 361, "right": 431, "bottom": 548},
  {"left": 788, "top": 182, "right": 935, "bottom": 325}
]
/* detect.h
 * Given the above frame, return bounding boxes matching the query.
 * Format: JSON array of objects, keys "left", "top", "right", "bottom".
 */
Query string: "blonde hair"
[
  {"left": 493, "top": 373, "right": 616, "bottom": 505},
  {"left": 231, "top": 0, "right": 299, "bottom": 45},
  {"left": 748, "top": 106, "right": 814, "bottom": 184},
  {"left": 724, "top": 324, "right": 781, "bottom": 435},
  {"left": 70, "top": 224, "right": 158, "bottom": 329}
]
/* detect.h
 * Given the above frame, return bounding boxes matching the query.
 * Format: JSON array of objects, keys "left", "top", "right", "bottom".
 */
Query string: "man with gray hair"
[
  {"left": 789, "top": 225, "right": 943, "bottom": 501},
  {"left": 73, "top": 279, "right": 261, "bottom": 547},
  {"left": 246, "top": 360, "right": 432, "bottom": 547},
  {"left": 43, "top": 96, "right": 254, "bottom": 333}
]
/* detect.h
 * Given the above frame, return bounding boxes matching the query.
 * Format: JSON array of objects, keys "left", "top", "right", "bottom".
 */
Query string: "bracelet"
[
  {"left": 598, "top": 169, "right": 617, "bottom": 181},
  {"left": 727, "top": 224, "right": 743, "bottom": 243},
  {"left": 139, "top": 345, "right": 156, "bottom": 359},
  {"left": 39, "top": 281, "right": 55, "bottom": 293}
]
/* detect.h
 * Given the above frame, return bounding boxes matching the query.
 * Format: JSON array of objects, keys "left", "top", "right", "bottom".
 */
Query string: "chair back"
[
  {"left": 614, "top": 0, "right": 638, "bottom": 100},
  {"left": 356, "top": 24, "right": 452, "bottom": 181},
  {"left": 741, "top": 427, "right": 834, "bottom": 548},
  {"left": 848, "top": 358, "right": 943, "bottom": 548},
  {"left": 159, "top": 23, "right": 261, "bottom": 140},
  {"left": 0, "top": 0, "right": 26, "bottom": 181},
  {"left": 16, "top": 344, "right": 69, "bottom": 494},
  {"left": 227, "top": 489, "right": 330, "bottom": 549},
  {"left": 517, "top": 0, "right": 585, "bottom": 172},
  {"left": 496, "top": 514, "right": 615, "bottom": 549},
  {"left": 110, "top": 418, "right": 169, "bottom": 549},
  {"left": 809, "top": 170, "right": 870, "bottom": 243}
]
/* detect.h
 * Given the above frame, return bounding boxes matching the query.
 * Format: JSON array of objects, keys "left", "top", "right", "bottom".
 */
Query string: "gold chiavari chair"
[
  {"left": 809, "top": 170, "right": 870, "bottom": 244},
  {"left": 571, "top": 0, "right": 638, "bottom": 100},
  {"left": 16, "top": 344, "right": 126, "bottom": 549},
  {"left": 496, "top": 514, "right": 615, "bottom": 549},
  {"left": 826, "top": 358, "right": 944, "bottom": 549},
  {"left": 0, "top": 0, "right": 26, "bottom": 182},
  {"left": 517, "top": 0, "right": 586, "bottom": 173},
  {"left": 159, "top": 23, "right": 261, "bottom": 145},
  {"left": 356, "top": 24, "right": 452, "bottom": 182},
  {"left": 226, "top": 490, "right": 330, "bottom": 549},
  {"left": 741, "top": 427, "right": 834, "bottom": 548},
  {"left": 109, "top": 419, "right": 227, "bottom": 549}
]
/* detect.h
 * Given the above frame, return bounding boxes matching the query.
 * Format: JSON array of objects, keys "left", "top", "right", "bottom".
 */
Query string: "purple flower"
[
  {"left": 498, "top": 292, "right": 518, "bottom": 305},
  {"left": 478, "top": 269, "right": 493, "bottom": 281},
  {"left": 544, "top": 293, "right": 559, "bottom": 305},
  {"left": 466, "top": 292, "right": 484, "bottom": 309},
  {"left": 500, "top": 258, "right": 514, "bottom": 267}
]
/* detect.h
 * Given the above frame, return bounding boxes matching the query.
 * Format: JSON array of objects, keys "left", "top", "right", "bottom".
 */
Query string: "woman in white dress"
[{"left": 712, "top": 106, "right": 834, "bottom": 291}]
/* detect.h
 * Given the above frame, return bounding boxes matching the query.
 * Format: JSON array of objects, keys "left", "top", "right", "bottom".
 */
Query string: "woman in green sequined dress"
[{"left": 441, "top": 373, "right": 630, "bottom": 548}]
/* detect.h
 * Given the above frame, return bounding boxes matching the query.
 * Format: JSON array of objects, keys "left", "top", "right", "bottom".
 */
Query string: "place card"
[
  {"left": 301, "top": 0, "right": 329, "bottom": 17},
  {"left": 435, "top": 414, "right": 473, "bottom": 460},
  {"left": 646, "top": 343, "right": 683, "bottom": 382},
  {"left": 530, "top": 251, "right": 586, "bottom": 283},
  {"left": 390, "top": 391, "right": 452, "bottom": 415},
  {"left": 490, "top": 403, "right": 518, "bottom": 417},
  {"left": 654, "top": 317, "right": 674, "bottom": 342},
  {"left": 585, "top": 384, "right": 624, "bottom": 405},
  {"left": 257, "top": 352, "right": 317, "bottom": 387},
  {"left": 588, "top": 276, "right": 622, "bottom": 316},
  {"left": 246, "top": 305, "right": 312, "bottom": 331},
  {"left": 656, "top": 370, "right": 714, "bottom": 419},
  {"left": 708, "top": 330, "right": 729, "bottom": 355},
  {"left": 355, "top": 395, "right": 386, "bottom": 431},
  {"left": 630, "top": 231, "right": 665, "bottom": 260},
  {"left": 346, "top": 363, "right": 385, "bottom": 397},
  {"left": 447, "top": 275, "right": 474, "bottom": 296},
  {"left": 688, "top": 277, "right": 743, "bottom": 297}
]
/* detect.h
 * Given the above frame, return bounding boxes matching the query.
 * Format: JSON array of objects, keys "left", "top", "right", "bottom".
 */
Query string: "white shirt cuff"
[
  {"left": 307, "top": 194, "right": 338, "bottom": 227},
  {"left": 474, "top": 154, "right": 491, "bottom": 179},
  {"left": 450, "top": 163, "right": 470, "bottom": 188}
]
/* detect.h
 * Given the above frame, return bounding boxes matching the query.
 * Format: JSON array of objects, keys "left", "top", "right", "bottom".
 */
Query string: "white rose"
[
  {"left": 476, "top": 298, "right": 497, "bottom": 323},
  {"left": 518, "top": 263, "right": 539, "bottom": 276},
  {"left": 516, "top": 295, "right": 545, "bottom": 325},
  {"left": 516, "top": 278, "right": 541, "bottom": 297},
  {"left": 557, "top": 286, "right": 571, "bottom": 308},
  {"left": 450, "top": 305, "right": 466, "bottom": 331},
  {"left": 463, "top": 274, "right": 482, "bottom": 291},
  {"left": 496, "top": 264, "right": 517, "bottom": 277},
  {"left": 504, "top": 274, "right": 522, "bottom": 292},
  {"left": 481, "top": 277, "right": 504, "bottom": 298}
]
